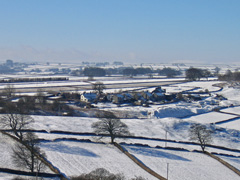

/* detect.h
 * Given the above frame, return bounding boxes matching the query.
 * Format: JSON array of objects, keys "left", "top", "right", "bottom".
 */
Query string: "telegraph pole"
[{"left": 167, "top": 163, "right": 169, "bottom": 180}]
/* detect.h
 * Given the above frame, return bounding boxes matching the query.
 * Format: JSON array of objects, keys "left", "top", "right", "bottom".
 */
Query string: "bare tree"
[
  {"left": 189, "top": 124, "right": 212, "bottom": 152},
  {"left": 16, "top": 96, "right": 36, "bottom": 114},
  {"left": 92, "top": 81, "right": 106, "bottom": 96},
  {"left": 1, "top": 103, "right": 34, "bottom": 141},
  {"left": 3, "top": 84, "right": 15, "bottom": 98},
  {"left": 92, "top": 111, "right": 131, "bottom": 143},
  {"left": 36, "top": 89, "right": 46, "bottom": 107},
  {"left": 12, "top": 132, "right": 46, "bottom": 173}
]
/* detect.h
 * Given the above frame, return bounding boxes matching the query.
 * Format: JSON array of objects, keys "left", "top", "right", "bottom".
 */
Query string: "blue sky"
[{"left": 0, "top": 0, "right": 239, "bottom": 64}]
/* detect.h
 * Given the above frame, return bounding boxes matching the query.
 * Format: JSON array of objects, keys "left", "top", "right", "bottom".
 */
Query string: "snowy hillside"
[
  {"left": 40, "top": 140, "right": 157, "bottom": 179},
  {"left": 1, "top": 80, "right": 240, "bottom": 179}
]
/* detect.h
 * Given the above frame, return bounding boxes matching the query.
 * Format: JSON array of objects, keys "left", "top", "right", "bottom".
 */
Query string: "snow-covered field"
[
  {"left": 216, "top": 118, "right": 240, "bottom": 131},
  {"left": 29, "top": 114, "right": 240, "bottom": 151},
  {"left": 123, "top": 145, "right": 239, "bottom": 180},
  {"left": 182, "top": 111, "right": 237, "bottom": 124},
  {"left": 40, "top": 140, "right": 157, "bottom": 179},
  {"left": 34, "top": 132, "right": 240, "bottom": 157},
  {"left": 32, "top": 115, "right": 96, "bottom": 133},
  {"left": 0, "top": 107, "right": 236, "bottom": 179},
  {"left": 216, "top": 155, "right": 240, "bottom": 172},
  {"left": 0, "top": 81, "right": 91, "bottom": 90},
  {"left": 0, "top": 133, "right": 53, "bottom": 173},
  {"left": 0, "top": 77, "right": 184, "bottom": 90},
  {"left": 170, "top": 81, "right": 222, "bottom": 92},
  {"left": 2, "top": 73, "right": 240, "bottom": 179},
  {"left": 219, "top": 88, "right": 240, "bottom": 106},
  {"left": 30, "top": 115, "right": 188, "bottom": 141},
  {"left": 0, "top": 133, "right": 18, "bottom": 170},
  {"left": 221, "top": 106, "right": 240, "bottom": 115}
]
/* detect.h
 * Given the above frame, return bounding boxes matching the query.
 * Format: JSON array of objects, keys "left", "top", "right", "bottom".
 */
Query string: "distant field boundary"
[
  {"left": 218, "top": 110, "right": 240, "bottom": 117},
  {"left": 214, "top": 116, "right": 240, "bottom": 125},
  {"left": 181, "top": 87, "right": 223, "bottom": 94},
  {"left": 205, "top": 151, "right": 240, "bottom": 177},
  {"left": 213, "top": 110, "right": 240, "bottom": 124},
  {"left": 5, "top": 129, "right": 240, "bottom": 154},
  {"left": 114, "top": 142, "right": 167, "bottom": 180}
]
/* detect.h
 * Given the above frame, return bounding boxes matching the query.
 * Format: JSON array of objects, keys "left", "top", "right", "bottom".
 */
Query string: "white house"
[{"left": 80, "top": 93, "right": 97, "bottom": 102}]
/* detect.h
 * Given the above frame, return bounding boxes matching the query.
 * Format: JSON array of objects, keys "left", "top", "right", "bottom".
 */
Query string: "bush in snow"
[
  {"left": 71, "top": 168, "right": 125, "bottom": 180},
  {"left": 71, "top": 168, "right": 147, "bottom": 180}
]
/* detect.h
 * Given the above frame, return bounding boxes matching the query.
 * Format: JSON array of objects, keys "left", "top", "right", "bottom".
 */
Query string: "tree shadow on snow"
[
  {"left": 41, "top": 143, "right": 99, "bottom": 157},
  {"left": 126, "top": 146, "right": 190, "bottom": 161}
]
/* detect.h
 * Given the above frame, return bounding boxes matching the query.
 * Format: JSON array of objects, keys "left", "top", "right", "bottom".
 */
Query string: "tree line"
[
  {"left": 185, "top": 67, "right": 213, "bottom": 81},
  {"left": 78, "top": 67, "right": 182, "bottom": 78},
  {"left": 218, "top": 70, "right": 240, "bottom": 81},
  {"left": 0, "top": 101, "right": 47, "bottom": 175},
  {"left": 78, "top": 66, "right": 235, "bottom": 80},
  {"left": 0, "top": 77, "right": 68, "bottom": 83},
  {"left": 186, "top": 67, "right": 240, "bottom": 81}
]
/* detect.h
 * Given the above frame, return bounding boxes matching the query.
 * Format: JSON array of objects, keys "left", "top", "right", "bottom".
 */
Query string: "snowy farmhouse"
[
  {"left": 80, "top": 93, "right": 97, "bottom": 103},
  {"left": 105, "top": 86, "right": 168, "bottom": 105}
]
